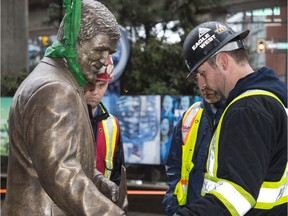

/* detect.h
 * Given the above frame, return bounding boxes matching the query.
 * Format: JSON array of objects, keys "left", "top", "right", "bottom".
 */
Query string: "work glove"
[
  {"left": 116, "top": 165, "right": 129, "bottom": 212},
  {"left": 93, "top": 169, "right": 119, "bottom": 203}
]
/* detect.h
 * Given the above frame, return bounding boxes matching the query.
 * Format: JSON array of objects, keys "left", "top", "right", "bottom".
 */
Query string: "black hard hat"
[{"left": 183, "top": 21, "right": 250, "bottom": 78}]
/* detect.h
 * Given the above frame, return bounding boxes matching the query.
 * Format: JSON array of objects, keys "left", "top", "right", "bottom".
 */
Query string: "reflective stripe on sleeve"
[
  {"left": 257, "top": 184, "right": 288, "bottom": 203},
  {"left": 255, "top": 163, "right": 288, "bottom": 208},
  {"left": 203, "top": 179, "right": 252, "bottom": 216}
]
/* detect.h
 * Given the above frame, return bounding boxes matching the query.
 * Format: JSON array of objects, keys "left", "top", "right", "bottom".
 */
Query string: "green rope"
[{"left": 45, "top": 0, "right": 86, "bottom": 86}]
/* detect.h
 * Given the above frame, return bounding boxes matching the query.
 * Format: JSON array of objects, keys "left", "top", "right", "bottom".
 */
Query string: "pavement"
[{"left": 129, "top": 213, "right": 165, "bottom": 216}]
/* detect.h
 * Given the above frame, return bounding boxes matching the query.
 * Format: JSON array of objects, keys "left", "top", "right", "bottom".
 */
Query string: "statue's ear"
[{"left": 77, "top": 40, "right": 83, "bottom": 46}]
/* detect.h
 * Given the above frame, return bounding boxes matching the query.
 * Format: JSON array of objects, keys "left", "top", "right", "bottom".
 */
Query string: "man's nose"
[
  {"left": 197, "top": 76, "right": 206, "bottom": 89},
  {"left": 91, "top": 87, "right": 98, "bottom": 94},
  {"left": 89, "top": 84, "right": 99, "bottom": 94}
]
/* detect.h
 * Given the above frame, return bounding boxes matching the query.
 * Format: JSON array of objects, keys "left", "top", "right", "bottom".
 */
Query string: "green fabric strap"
[{"left": 45, "top": 0, "right": 86, "bottom": 86}]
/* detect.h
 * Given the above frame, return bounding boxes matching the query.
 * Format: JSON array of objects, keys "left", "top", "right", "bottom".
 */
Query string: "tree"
[
  {"left": 100, "top": 0, "right": 223, "bottom": 95},
  {"left": 1, "top": 0, "right": 223, "bottom": 97},
  {"left": 1, "top": 0, "right": 29, "bottom": 79},
  {"left": 121, "top": 37, "right": 196, "bottom": 95},
  {"left": 1, "top": 0, "right": 62, "bottom": 97}
]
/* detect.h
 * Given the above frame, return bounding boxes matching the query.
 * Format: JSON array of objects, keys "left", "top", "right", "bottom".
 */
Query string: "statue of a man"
[{"left": 2, "top": 0, "right": 126, "bottom": 215}]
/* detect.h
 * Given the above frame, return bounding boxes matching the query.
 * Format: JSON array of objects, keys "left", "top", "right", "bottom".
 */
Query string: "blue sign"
[{"left": 110, "top": 26, "right": 131, "bottom": 83}]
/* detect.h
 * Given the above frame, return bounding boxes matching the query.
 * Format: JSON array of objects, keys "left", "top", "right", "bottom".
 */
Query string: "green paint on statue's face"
[{"left": 77, "top": 33, "right": 118, "bottom": 82}]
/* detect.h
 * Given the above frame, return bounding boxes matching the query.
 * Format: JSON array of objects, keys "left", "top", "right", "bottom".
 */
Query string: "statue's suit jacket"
[{"left": 2, "top": 57, "right": 124, "bottom": 215}]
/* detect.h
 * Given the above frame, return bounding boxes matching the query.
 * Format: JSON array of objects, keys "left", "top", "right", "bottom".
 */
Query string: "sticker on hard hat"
[
  {"left": 214, "top": 23, "right": 227, "bottom": 34},
  {"left": 198, "top": 27, "right": 210, "bottom": 38},
  {"left": 192, "top": 33, "right": 216, "bottom": 50}
]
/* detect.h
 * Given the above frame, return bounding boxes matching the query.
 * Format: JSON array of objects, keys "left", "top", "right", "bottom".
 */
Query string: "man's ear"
[{"left": 216, "top": 52, "right": 229, "bottom": 71}]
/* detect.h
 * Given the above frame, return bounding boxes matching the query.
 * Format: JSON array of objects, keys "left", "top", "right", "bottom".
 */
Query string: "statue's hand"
[
  {"left": 116, "top": 166, "right": 128, "bottom": 212},
  {"left": 93, "top": 170, "right": 119, "bottom": 203}
]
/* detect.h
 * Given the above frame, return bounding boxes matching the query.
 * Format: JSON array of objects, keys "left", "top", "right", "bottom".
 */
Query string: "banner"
[
  {"left": 0, "top": 97, "right": 13, "bottom": 156},
  {"left": 1, "top": 95, "right": 201, "bottom": 165}
]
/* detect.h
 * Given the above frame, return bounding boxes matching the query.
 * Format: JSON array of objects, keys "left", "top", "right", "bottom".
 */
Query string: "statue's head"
[{"left": 57, "top": 0, "right": 121, "bottom": 82}]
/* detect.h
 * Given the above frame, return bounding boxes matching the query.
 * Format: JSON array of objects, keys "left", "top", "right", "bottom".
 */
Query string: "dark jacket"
[
  {"left": 88, "top": 102, "right": 125, "bottom": 186},
  {"left": 1, "top": 57, "right": 125, "bottom": 216},
  {"left": 176, "top": 67, "right": 287, "bottom": 215},
  {"left": 163, "top": 99, "right": 225, "bottom": 215}
]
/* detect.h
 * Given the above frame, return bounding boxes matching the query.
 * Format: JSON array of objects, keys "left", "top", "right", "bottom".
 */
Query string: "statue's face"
[{"left": 77, "top": 33, "right": 118, "bottom": 82}]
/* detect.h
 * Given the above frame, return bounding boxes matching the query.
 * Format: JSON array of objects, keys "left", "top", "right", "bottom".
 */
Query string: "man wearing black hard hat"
[{"left": 175, "top": 21, "right": 287, "bottom": 215}]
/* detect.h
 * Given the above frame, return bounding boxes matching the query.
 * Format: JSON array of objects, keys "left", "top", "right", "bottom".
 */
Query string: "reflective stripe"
[
  {"left": 182, "top": 102, "right": 201, "bottom": 142},
  {"left": 207, "top": 132, "right": 217, "bottom": 177},
  {"left": 174, "top": 102, "right": 203, "bottom": 205},
  {"left": 255, "top": 163, "right": 288, "bottom": 208},
  {"left": 102, "top": 115, "right": 118, "bottom": 179},
  {"left": 204, "top": 90, "right": 287, "bottom": 214},
  {"left": 257, "top": 185, "right": 288, "bottom": 203},
  {"left": 203, "top": 179, "right": 252, "bottom": 215}
]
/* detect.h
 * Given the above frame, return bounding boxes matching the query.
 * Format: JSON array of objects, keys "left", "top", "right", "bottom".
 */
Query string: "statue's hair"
[{"left": 57, "top": 0, "right": 120, "bottom": 42}]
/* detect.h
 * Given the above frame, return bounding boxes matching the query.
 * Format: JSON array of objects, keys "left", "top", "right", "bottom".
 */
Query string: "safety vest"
[
  {"left": 98, "top": 105, "right": 118, "bottom": 179},
  {"left": 174, "top": 101, "right": 203, "bottom": 205},
  {"left": 202, "top": 90, "right": 288, "bottom": 216}
]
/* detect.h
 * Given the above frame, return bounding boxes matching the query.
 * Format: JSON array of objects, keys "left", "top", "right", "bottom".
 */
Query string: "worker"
[
  {"left": 175, "top": 21, "right": 287, "bottom": 215},
  {"left": 163, "top": 71, "right": 225, "bottom": 215}
]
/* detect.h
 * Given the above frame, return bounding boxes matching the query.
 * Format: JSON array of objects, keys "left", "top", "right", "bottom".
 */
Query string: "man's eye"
[
  {"left": 198, "top": 72, "right": 205, "bottom": 77},
  {"left": 96, "top": 83, "right": 106, "bottom": 89},
  {"left": 192, "top": 73, "right": 198, "bottom": 80}
]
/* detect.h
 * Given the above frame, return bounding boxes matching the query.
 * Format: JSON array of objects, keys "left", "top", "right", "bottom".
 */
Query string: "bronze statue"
[{"left": 2, "top": 0, "right": 127, "bottom": 215}]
